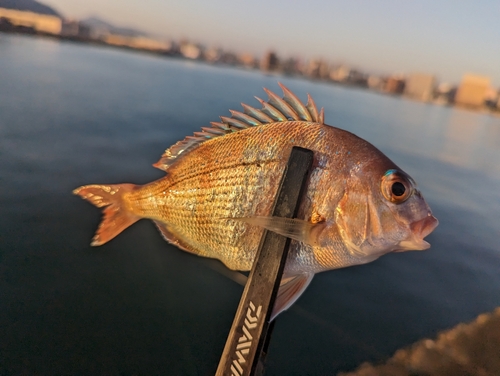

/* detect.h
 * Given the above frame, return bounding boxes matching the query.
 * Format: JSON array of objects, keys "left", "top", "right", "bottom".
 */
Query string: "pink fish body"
[{"left": 74, "top": 84, "right": 438, "bottom": 317}]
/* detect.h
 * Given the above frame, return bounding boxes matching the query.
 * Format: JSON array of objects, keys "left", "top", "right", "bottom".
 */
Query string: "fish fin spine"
[
  {"left": 318, "top": 107, "right": 325, "bottom": 124},
  {"left": 153, "top": 221, "right": 200, "bottom": 255},
  {"left": 154, "top": 83, "right": 324, "bottom": 171},
  {"left": 73, "top": 184, "right": 139, "bottom": 246},
  {"left": 231, "top": 216, "right": 326, "bottom": 247},
  {"left": 271, "top": 273, "right": 314, "bottom": 320}
]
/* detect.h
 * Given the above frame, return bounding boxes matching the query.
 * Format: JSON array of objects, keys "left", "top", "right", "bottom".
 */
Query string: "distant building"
[
  {"left": 203, "top": 47, "right": 222, "bottom": 63},
  {"left": 61, "top": 19, "right": 78, "bottom": 35},
  {"left": 61, "top": 19, "right": 91, "bottom": 38},
  {"left": 303, "top": 59, "right": 329, "bottom": 79},
  {"left": 318, "top": 60, "right": 330, "bottom": 79},
  {"left": 238, "top": 53, "right": 257, "bottom": 68},
  {"left": 0, "top": 7, "right": 61, "bottom": 34},
  {"left": 219, "top": 51, "right": 238, "bottom": 65},
  {"left": 484, "top": 87, "right": 499, "bottom": 109},
  {"left": 404, "top": 73, "right": 436, "bottom": 102},
  {"left": 104, "top": 34, "right": 170, "bottom": 52},
  {"left": 179, "top": 42, "right": 201, "bottom": 59},
  {"left": 434, "top": 83, "right": 457, "bottom": 105},
  {"left": 305, "top": 59, "right": 320, "bottom": 78},
  {"left": 86, "top": 25, "right": 108, "bottom": 40},
  {"left": 384, "top": 76, "right": 406, "bottom": 94},
  {"left": 367, "top": 75, "right": 384, "bottom": 91},
  {"left": 260, "top": 51, "right": 279, "bottom": 72},
  {"left": 330, "top": 65, "right": 351, "bottom": 82},
  {"left": 348, "top": 70, "right": 368, "bottom": 87},
  {"left": 281, "top": 57, "right": 303, "bottom": 76},
  {"left": 454, "top": 74, "right": 490, "bottom": 108}
]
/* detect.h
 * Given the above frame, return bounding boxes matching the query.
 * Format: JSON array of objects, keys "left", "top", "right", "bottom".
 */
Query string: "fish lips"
[{"left": 396, "top": 214, "right": 439, "bottom": 252}]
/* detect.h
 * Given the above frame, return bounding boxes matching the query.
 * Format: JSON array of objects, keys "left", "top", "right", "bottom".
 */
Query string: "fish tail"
[{"left": 73, "top": 184, "right": 140, "bottom": 246}]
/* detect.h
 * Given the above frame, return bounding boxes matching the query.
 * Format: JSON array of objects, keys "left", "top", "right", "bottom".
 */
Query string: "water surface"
[{"left": 1, "top": 34, "right": 500, "bottom": 375}]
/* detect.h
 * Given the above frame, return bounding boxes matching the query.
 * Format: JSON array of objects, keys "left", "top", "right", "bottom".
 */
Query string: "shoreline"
[{"left": 2, "top": 29, "right": 499, "bottom": 118}]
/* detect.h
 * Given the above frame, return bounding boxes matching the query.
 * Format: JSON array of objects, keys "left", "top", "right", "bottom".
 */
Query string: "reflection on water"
[
  {"left": 1, "top": 34, "right": 500, "bottom": 375},
  {"left": 441, "top": 109, "right": 500, "bottom": 175}
]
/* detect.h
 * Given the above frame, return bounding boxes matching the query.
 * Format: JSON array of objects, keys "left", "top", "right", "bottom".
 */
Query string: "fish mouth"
[{"left": 396, "top": 214, "right": 439, "bottom": 252}]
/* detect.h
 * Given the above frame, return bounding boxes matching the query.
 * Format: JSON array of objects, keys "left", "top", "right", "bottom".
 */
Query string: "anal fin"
[
  {"left": 271, "top": 273, "right": 314, "bottom": 320},
  {"left": 154, "top": 221, "right": 199, "bottom": 255}
]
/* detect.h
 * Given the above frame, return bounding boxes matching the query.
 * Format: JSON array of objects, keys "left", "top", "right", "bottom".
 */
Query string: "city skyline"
[{"left": 42, "top": 0, "right": 500, "bottom": 87}]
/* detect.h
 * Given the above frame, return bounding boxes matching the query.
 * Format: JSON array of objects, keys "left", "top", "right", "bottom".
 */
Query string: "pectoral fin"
[
  {"left": 232, "top": 216, "right": 325, "bottom": 246},
  {"left": 271, "top": 273, "right": 314, "bottom": 320}
]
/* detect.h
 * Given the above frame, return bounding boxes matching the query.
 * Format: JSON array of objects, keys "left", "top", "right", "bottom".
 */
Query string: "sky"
[{"left": 43, "top": 0, "right": 500, "bottom": 86}]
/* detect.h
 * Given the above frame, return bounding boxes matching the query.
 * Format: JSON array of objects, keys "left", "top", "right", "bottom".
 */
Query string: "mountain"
[
  {"left": 0, "top": 0, "right": 61, "bottom": 17},
  {"left": 81, "top": 16, "right": 147, "bottom": 37}
]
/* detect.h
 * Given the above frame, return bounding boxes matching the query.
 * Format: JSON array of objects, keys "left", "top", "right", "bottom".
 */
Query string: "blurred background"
[{"left": 1, "top": 0, "right": 499, "bottom": 375}]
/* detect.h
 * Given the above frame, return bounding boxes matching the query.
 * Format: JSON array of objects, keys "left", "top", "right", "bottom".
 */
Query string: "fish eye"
[
  {"left": 392, "top": 182, "right": 406, "bottom": 196},
  {"left": 381, "top": 170, "right": 412, "bottom": 204}
]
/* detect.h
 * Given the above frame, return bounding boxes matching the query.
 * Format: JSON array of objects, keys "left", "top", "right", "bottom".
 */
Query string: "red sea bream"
[{"left": 74, "top": 84, "right": 438, "bottom": 317}]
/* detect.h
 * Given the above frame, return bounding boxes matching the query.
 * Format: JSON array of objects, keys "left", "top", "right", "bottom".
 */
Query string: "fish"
[{"left": 74, "top": 83, "right": 438, "bottom": 318}]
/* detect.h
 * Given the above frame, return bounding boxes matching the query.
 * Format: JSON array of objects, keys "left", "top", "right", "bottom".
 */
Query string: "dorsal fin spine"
[
  {"left": 220, "top": 116, "right": 250, "bottom": 130},
  {"left": 201, "top": 127, "right": 226, "bottom": 136},
  {"left": 306, "top": 93, "right": 319, "bottom": 123},
  {"left": 193, "top": 131, "right": 213, "bottom": 139},
  {"left": 241, "top": 103, "right": 273, "bottom": 123},
  {"left": 154, "top": 83, "right": 324, "bottom": 172},
  {"left": 279, "top": 82, "right": 312, "bottom": 121},
  {"left": 210, "top": 122, "right": 232, "bottom": 132},
  {"left": 229, "top": 110, "right": 262, "bottom": 126},
  {"left": 264, "top": 87, "right": 299, "bottom": 120},
  {"left": 318, "top": 108, "right": 325, "bottom": 124},
  {"left": 255, "top": 97, "right": 286, "bottom": 121}
]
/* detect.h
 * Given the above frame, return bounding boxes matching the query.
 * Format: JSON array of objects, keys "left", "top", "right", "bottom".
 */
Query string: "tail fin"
[{"left": 73, "top": 184, "right": 140, "bottom": 246}]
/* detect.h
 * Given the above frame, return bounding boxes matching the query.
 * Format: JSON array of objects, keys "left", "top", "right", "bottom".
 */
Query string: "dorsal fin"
[{"left": 153, "top": 83, "right": 324, "bottom": 171}]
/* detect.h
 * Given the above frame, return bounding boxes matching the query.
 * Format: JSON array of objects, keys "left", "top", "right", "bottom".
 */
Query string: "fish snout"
[
  {"left": 412, "top": 213, "right": 439, "bottom": 239},
  {"left": 396, "top": 213, "right": 439, "bottom": 252}
]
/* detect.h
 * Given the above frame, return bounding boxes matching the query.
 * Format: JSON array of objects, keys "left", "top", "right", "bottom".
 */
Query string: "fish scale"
[
  {"left": 74, "top": 83, "right": 438, "bottom": 318},
  {"left": 125, "top": 122, "right": 324, "bottom": 270}
]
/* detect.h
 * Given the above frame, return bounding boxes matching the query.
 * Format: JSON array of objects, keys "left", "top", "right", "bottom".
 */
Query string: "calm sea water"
[{"left": 1, "top": 34, "right": 500, "bottom": 375}]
